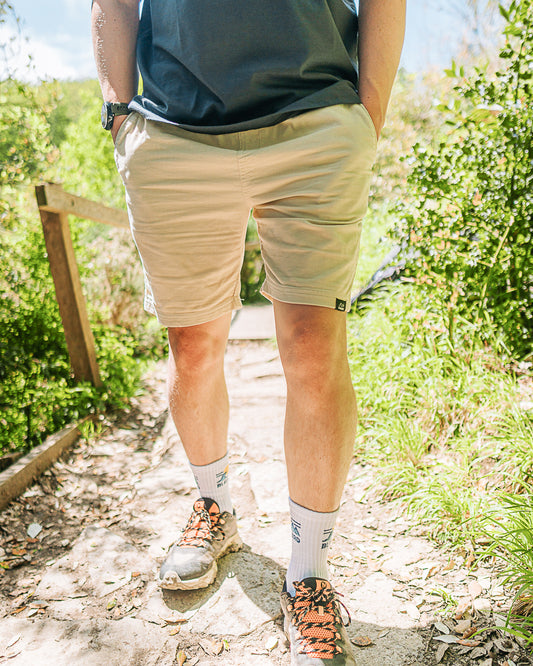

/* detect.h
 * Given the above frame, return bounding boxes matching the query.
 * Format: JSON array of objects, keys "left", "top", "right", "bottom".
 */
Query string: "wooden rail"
[
  {"left": 36, "top": 183, "right": 129, "bottom": 229},
  {"left": 35, "top": 183, "right": 130, "bottom": 387}
]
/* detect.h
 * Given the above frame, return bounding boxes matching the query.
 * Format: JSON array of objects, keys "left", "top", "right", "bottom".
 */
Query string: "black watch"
[{"left": 101, "top": 102, "right": 131, "bottom": 130}]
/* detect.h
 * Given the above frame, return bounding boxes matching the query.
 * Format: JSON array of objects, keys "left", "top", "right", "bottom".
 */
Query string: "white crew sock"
[
  {"left": 189, "top": 452, "right": 233, "bottom": 514},
  {"left": 285, "top": 497, "right": 339, "bottom": 597}
]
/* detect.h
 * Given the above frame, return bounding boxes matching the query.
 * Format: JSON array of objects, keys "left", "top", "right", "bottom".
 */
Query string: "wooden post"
[
  {"left": 38, "top": 207, "right": 102, "bottom": 387},
  {"left": 35, "top": 182, "right": 130, "bottom": 387}
]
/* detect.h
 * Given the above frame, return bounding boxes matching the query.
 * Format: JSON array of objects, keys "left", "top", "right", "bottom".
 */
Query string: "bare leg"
[
  {"left": 159, "top": 312, "right": 242, "bottom": 591},
  {"left": 273, "top": 301, "right": 357, "bottom": 513},
  {"left": 167, "top": 312, "right": 232, "bottom": 466}
]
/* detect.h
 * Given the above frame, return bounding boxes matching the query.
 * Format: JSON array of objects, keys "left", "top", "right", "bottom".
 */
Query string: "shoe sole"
[
  {"left": 282, "top": 610, "right": 291, "bottom": 646},
  {"left": 158, "top": 533, "right": 243, "bottom": 591}
]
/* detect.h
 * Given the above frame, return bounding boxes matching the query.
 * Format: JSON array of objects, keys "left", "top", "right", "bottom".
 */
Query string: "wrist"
[
  {"left": 111, "top": 115, "right": 127, "bottom": 143},
  {"left": 101, "top": 101, "right": 131, "bottom": 131},
  {"left": 358, "top": 86, "right": 386, "bottom": 138}
]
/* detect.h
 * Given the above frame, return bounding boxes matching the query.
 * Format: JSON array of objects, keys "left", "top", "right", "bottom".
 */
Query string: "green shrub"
[
  {"left": 395, "top": 0, "right": 533, "bottom": 359},
  {"left": 49, "top": 93, "right": 125, "bottom": 209},
  {"left": 0, "top": 218, "right": 88, "bottom": 452},
  {"left": 0, "top": 210, "right": 146, "bottom": 455},
  {"left": 0, "top": 76, "right": 158, "bottom": 456},
  {"left": 240, "top": 216, "right": 267, "bottom": 304}
]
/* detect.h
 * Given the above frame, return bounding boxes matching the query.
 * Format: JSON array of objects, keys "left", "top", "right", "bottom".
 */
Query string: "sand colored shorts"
[{"left": 114, "top": 103, "right": 377, "bottom": 327}]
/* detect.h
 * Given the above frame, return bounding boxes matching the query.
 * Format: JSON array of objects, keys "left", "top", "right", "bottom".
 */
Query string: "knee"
[
  {"left": 278, "top": 321, "right": 346, "bottom": 387},
  {"left": 168, "top": 324, "right": 226, "bottom": 376}
]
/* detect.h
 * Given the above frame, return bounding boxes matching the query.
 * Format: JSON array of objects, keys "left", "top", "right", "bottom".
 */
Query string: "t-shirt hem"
[{"left": 129, "top": 86, "right": 362, "bottom": 135}]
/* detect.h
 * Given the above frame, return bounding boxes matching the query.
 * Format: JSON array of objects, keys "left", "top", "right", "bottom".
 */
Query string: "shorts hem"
[
  {"left": 261, "top": 282, "right": 352, "bottom": 313},
  {"left": 145, "top": 296, "right": 242, "bottom": 328}
]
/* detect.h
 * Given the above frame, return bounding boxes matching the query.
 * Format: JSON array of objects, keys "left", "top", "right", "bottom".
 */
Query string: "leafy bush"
[
  {"left": 0, "top": 83, "right": 52, "bottom": 189},
  {"left": 0, "top": 222, "right": 88, "bottom": 451},
  {"left": 0, "top": 209, "right": 146, "bottom": 455},
  {"left": 395, "top": 0, "right": 533, "bottom": 359},
  {"left": 50, "top": 92, "right": 125, "bottom": 209},
  {"left": 240, "top": 216, "right": 267, "bottom": 304},
  {"left": 368, "top": 69, "right": 449, "bottom": 208},
  {"left": 0, "top": 73, "right": 155, "bottom": 455}
]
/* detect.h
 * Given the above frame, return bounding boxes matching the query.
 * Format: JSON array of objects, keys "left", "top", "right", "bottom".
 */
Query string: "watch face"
[{"left": 101, "top": 103, "right": 113, "bottom": 130}]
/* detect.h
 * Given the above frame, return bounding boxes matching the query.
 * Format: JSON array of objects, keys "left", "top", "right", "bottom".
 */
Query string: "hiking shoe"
[
  {"left": 280, "top": 577, "right": 356, "bottom": 664},
  {"left": 159, "top": 497, "right": 242, "bottom": 590}
]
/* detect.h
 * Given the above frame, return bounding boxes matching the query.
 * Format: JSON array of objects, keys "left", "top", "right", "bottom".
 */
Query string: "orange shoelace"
[
  {"left": 178, "top": 500, "right": 222, "bottom": 548},
  {"left": 289, "top": 580, "right": 350, "bottom": 659}
]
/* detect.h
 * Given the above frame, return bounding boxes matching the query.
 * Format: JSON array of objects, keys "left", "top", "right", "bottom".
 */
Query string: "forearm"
[
  {"left": 91, "top": 0, "right": 139, "bottom": 105},
  {"left": 357, "top": 0, "right": 406, "bottom": 136}
]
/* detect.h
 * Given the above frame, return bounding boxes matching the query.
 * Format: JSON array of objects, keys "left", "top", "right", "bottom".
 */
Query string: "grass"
[
  {"left": 348, "top": 282, "right": 532, "bottom": 527},
  {"left": 348, "top": 204, "right": 533, "bottom": 642},
  {"left": 478, "top": 493, "right": 533, "bottom": 646},
  {"left": 353, "top": 201, "right": 396, "bottom": 289}
]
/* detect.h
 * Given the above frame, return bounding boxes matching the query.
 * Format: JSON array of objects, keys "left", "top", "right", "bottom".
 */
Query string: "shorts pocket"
[
  {"left": 113, "top": 111, "right": 137, "bottom": 149},
  {"left": 114, "top": 112, "right": 143, "bottom": 178},
  {"left": 356, "top": 103, "right": 378, "bottom": 149}
]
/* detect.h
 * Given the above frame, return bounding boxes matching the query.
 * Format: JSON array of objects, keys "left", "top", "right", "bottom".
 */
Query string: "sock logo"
[
  {"left": 291, "top": 518, "right": 301, "bottom": 544},
  {"left": 216, "top": 465, "right": 229, "bottom": 488},
  {"left": 321, "top": 528, "right": 333, "bottom": 550}
]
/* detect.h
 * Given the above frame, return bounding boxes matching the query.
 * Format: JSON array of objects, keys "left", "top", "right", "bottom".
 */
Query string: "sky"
[{"left": 1, "top": 0, "right": 463, "bottom": 83}]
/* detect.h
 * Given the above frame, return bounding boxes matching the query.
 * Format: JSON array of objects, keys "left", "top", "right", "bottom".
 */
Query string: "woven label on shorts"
[{"left": 335, "top": 298, "right": 347, "bottom": 312}]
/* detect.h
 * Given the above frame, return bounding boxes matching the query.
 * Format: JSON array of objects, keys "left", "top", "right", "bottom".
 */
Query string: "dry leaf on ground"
[
  {"left": 458, "top": 639, "right": 481, "bottom": 647},
  {"left": 161, "top": 614, "right": 188, "bottom": 626},
  {"left": 10, "top": 607, "right": 26, "bottom": 615},
  {"left": 26, "top": 523, "right": 42, "bottom": 539},
  {"left": 455, "top": 599, "right": 472, "bottom": 619},
  {"left": 5, "top": 635, "right": 21, "bottom": 649},
  {"left": 435, "top": 642, "right": 449, "bottom": 663},
  {"left": 462, "top": 626, "right": 478, "bottom": 639},
  {"left": 433, "top": 634, "right": 459, "bottom": 644},
  {"left": 468, "top": 581, "right": 483, "bottom": 599},
  {"left": 265, "top": 636, "right": 278, "bottom": 650},
  {"left": 434, "top": 621, "right": 450, "bottom": 634},
  {"left": 352, "top": 636, "right": 373, "bottom": 647},
  {"left": 454, "top": 619, "right": 471, "bottom": 634}
]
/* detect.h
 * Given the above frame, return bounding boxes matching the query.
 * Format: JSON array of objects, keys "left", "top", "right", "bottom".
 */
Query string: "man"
[{"left": 92, "top": 1, "right": 405, "bottom": 663}]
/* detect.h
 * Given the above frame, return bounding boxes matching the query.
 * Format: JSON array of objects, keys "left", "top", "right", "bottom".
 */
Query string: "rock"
[
  {"left": 473, "top": 598, "right": 492, "bottom": 613},
  {"left": 37, "top": 527, "right": 153, "bottom": 602}
]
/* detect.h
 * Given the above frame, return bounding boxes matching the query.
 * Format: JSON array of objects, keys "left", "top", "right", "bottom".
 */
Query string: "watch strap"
[{"left": 108, "top": 102, "right": 131, "bottom": 117}]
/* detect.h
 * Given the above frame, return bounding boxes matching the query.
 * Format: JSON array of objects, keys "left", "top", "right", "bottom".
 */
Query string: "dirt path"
[{"left": 0, "top": 339, "right": 530, "bottom": 665}]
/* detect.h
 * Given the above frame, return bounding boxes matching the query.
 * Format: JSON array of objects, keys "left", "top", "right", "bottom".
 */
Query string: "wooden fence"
[{"left": 35, "top": 182, "right": 130, "bottom": 387}]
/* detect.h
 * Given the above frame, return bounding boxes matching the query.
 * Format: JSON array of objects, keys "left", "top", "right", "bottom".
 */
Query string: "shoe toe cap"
[{"left": 160, "top": 545, "right": 212, "bottom": 581}]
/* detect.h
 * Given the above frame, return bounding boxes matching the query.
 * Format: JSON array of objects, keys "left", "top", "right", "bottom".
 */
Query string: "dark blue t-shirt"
[{"left": 130, "top": 0, "right": 361, "bottom": 133}]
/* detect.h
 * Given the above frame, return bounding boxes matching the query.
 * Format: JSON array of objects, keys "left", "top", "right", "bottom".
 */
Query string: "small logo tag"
[
  {"left": 335, "top": 298, "right": 347, "bottom": 312},
  {"left": 216, "top": 466, "right": 229, "bottom": 488},
  {"left": 321, "top": 528, "right": 333, "bottom": 550},
  {"left": 291, "top": 518, "right": 301, "bottom": 543}
]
